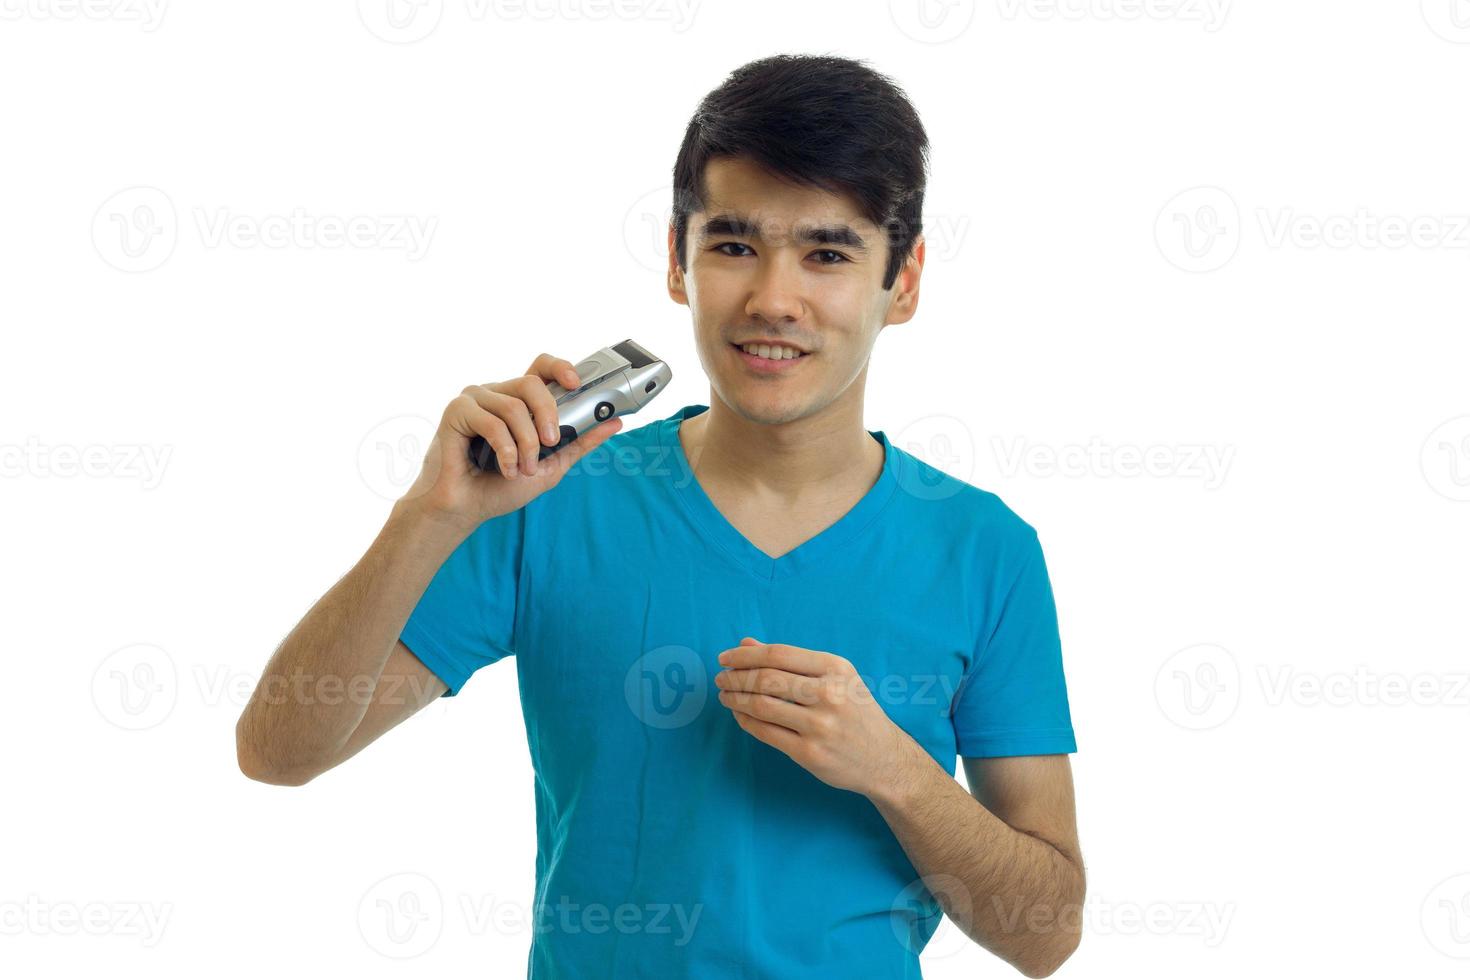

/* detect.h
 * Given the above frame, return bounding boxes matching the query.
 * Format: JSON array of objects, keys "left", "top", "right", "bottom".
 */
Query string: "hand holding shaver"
[{"left": 467, "top": 338, "right": 672, "bottom": 475}]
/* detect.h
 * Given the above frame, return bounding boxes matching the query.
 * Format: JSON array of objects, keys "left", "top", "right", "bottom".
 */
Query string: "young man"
[{"left": 237, "top": 54, "right": 1082, "bottom": 978}]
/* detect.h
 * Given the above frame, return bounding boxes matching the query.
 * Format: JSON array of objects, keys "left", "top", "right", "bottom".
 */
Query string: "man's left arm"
[
  {"left": 715, "top": 638, "right": 1083, "bottom": 978},
  {"left": 870, "top": 747, "right": 1084, "bottom": 978}
]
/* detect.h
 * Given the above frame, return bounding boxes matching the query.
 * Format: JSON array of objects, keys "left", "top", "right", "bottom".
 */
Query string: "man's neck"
[{"left": 679, "top": 396, "right": 885, "bottom": 504}]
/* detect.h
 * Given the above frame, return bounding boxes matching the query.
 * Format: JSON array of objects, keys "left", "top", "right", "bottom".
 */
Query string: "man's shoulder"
[{"left": 885, "top": 438, "right": 1040, "bottom": 545}]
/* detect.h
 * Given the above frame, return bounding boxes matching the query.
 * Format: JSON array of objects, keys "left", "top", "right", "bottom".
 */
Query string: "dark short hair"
[{"left": 671, "top": 54, "right": 930, "bottom": 292}]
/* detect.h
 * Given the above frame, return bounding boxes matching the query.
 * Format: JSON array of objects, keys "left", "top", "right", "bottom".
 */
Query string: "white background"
[{"left": 3, "top": 0, "right": 1468, "bottom": 976}]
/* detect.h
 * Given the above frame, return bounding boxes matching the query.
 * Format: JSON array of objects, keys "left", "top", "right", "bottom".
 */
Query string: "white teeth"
[{"left": 741, "top": 343, "right": 803, "bottom": 360}]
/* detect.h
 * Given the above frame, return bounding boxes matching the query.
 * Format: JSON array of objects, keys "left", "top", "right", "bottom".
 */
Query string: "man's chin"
[{"left": 718, "top": 387, "right": 814, "bottom": 427}]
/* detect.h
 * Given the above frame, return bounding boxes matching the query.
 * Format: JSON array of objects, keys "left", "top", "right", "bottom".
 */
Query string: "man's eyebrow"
[{"left": 698, "top": 212, "right": 870, "bottom": 253}]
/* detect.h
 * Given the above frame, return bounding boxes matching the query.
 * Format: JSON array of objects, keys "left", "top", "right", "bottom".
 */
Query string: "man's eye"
[{"left": 712, "top": 243, "right": 847, "bottom": 263}]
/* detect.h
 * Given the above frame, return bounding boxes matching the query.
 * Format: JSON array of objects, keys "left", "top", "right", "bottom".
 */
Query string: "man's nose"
[{"left": 744, "top": 252, "right": 805, "bottom": 323}]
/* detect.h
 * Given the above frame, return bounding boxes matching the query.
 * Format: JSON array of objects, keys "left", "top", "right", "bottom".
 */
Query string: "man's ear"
[
  {"left": 883, "top": 234, "right": 925, "bottom": 327},
  {"left": 667, "top": 223, "right": 689, "bottom": 307}
]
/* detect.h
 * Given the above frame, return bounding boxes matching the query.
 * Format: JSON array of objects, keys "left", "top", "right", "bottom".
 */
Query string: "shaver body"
[{"left": 467, "top": 338, "right": 672, "bottom": 474}]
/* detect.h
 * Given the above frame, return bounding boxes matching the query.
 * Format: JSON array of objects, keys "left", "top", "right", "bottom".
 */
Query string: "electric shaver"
[{"left": 467, "top": 338, "right": 672, "bottom": 474}]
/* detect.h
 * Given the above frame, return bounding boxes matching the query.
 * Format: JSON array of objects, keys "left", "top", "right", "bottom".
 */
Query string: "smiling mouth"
[{"left": 729, "top": 341, "right": 811, "bottom": 361}]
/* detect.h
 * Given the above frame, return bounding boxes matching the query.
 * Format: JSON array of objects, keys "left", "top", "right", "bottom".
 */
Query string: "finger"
[
  {"left": 445, "top": 394, "right": 520, "bottom": 480},
  {"left": 524, "top": 352, "right": 582, "bottom": 391},
  {"left": 716, "top": 667, "right": 821, "bottom": 705},
  {"left": 717, "top": 689, "right": 812, "bottom": 732},
  {"left": 718, "top": 642, "right": 831, "bottom": 677},
  {"left": 730, "top": 708, "right": 803, "bottom": 755},
  {"left": 501, "top": 374, "right": 563, "bottom": 447},
  {"left": 532, "top": 416, "right": 623, "bottom": 481},
  {"left": 463, "top": 385, "right": 541, "bottom": 477}
]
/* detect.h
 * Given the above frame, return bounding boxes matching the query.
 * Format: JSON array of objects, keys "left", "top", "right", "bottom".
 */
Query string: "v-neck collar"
[{"left": 654, "top": 404, "right": 900, "bottom": 582}]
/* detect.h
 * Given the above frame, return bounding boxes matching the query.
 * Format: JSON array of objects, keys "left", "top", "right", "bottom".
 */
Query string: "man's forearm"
[
  {"left": 867, "top": 737, "right": 1084, "bottom": 977},
  {"left": 235, "top": 498, "right": 472, "bottom": 782}
]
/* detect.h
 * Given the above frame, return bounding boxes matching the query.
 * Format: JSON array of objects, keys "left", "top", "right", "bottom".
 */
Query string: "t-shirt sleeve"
[
  {"left": 397, "top": 506, "right": 525, "bottom": 697},
  {"left": 952, "top": 530, "right": 1078, "bottom": 757}
]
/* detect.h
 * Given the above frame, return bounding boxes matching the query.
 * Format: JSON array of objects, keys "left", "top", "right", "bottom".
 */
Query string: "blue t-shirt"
[{"left": 399, "top": 403, "right": 1076, "bottom": 979}]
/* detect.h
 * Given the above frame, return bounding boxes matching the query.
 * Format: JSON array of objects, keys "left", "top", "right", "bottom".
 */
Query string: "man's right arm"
[
  {"left": 235, "top": 499, "right": 467, "bottom": 786},
  {"left": 234, "top": 353, "right": 623, "bottom": 787}
]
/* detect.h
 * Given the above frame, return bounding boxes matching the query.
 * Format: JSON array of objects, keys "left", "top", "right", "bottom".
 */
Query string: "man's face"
[{"left": 667, "top": 155, "right": 921, "bottom": 427}]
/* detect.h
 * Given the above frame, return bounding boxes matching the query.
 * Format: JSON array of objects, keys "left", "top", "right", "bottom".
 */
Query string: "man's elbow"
[
  {"left": 236, "top": 719, "right": 318, "bottom": 787},
  {"left": 1013, "top": 884, "right": 1084, "bottom": 977},
  {"left": 1016, "top": 930, "right": 1080, "bottom": 978},
  {"left": 239, "top": 756, "right": 317, "bottom": 786}
]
